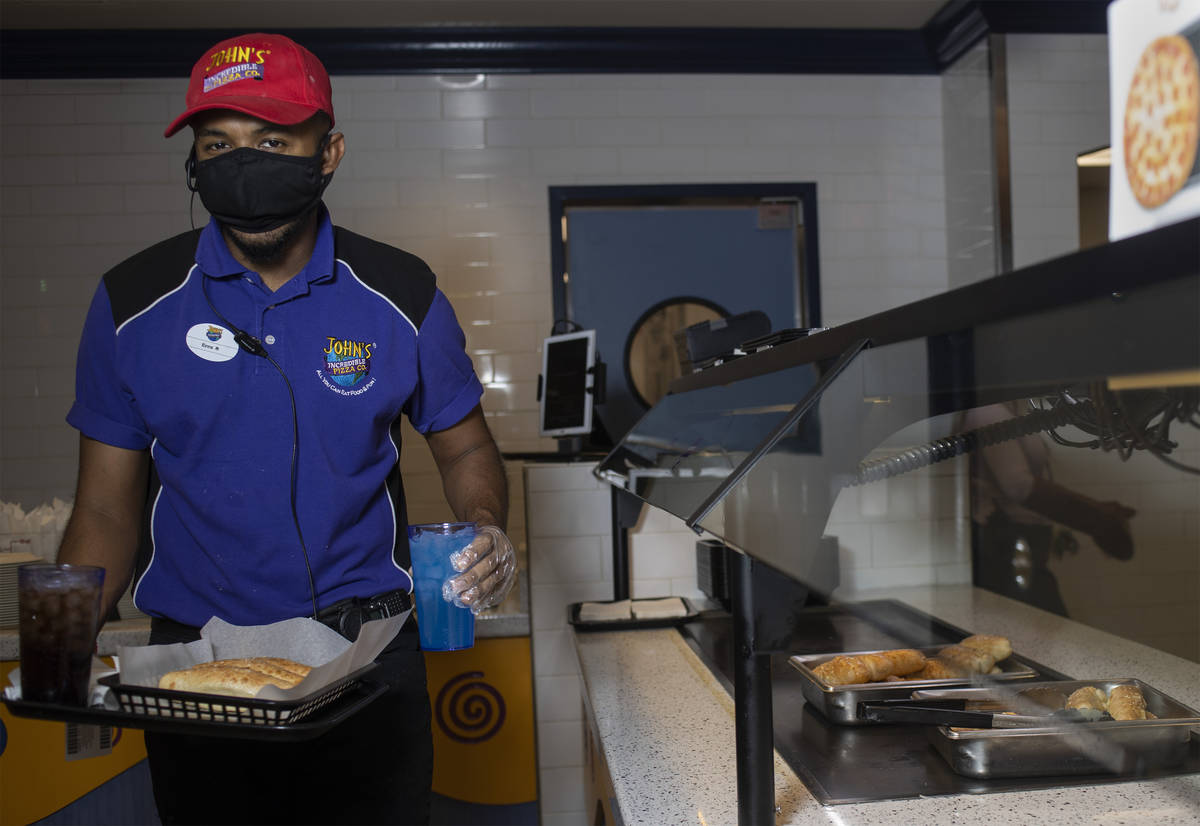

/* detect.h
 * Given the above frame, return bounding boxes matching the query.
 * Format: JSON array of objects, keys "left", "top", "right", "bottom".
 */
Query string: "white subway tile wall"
[
  {"left": 829, "top": 458, "right": 972, "bottom": 597},
  {"left": 2, "top": 69, "right": 949, "bottom": 514},
  {"left": 941, "top": 40, "right": 997, "bottom": 289},
  {"left": 1005, "top": 34, "right": 1111, "bottom": 270},
  {"left": 525, "top": 463, "right": 615, "bottom": 824}
]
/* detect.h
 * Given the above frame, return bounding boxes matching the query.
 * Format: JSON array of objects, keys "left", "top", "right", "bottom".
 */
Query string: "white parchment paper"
[
  {"left": 116, "top": 612, "right": 409, "bottom": 700},
  {"left": 3, "top": 657, "right": 117, "bottom": 705}
]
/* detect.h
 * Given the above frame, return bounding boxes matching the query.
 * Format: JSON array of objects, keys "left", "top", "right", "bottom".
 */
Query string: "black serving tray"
[
  {"left": 569, "top": 597, "right": 714, "bottom": 631},
  {"left": 3, "top": 665, "right": 386, "bottom": 742}
]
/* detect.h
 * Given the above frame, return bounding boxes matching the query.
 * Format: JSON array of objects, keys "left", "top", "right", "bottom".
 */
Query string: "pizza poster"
[{"left": 1108, "top": 0, "right": 1200, "bottom": 240}]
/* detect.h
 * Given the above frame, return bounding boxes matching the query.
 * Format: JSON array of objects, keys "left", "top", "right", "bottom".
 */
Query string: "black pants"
[{"left": 144, "top": 620, "right": 433, "bottom": 826}]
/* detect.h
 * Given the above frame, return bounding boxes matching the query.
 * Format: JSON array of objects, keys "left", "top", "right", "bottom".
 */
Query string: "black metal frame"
[
  {"left": 730, "top": 550, "right": 773, "bottom": 825},
  {"left": 609, "top": 486, "right": 644, "bottom": 601},
  {"left": 670, "top": 218, "right": 1200, "bottom": 397}
]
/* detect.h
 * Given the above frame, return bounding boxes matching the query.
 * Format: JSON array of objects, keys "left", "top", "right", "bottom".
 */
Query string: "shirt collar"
[{"left": 195, "top": 204, "right": 336, "bottom": 286}]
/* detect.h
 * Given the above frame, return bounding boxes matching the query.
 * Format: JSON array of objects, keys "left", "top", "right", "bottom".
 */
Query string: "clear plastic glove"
[{"left": 442, "top": 525, "right": 516, "bottom": 615}]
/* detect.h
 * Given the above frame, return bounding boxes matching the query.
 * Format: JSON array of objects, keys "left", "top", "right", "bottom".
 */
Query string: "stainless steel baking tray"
[
  {"left": 915, "top": 679, "right": 1200, "bottom": 778},
  {"left": 788, "top": 646, "right": 1040, "bottom": 725}
]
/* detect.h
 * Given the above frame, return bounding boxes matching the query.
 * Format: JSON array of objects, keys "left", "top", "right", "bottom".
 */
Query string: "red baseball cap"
[{"left": 164, "top": 33, "right": 334, "bottom": 137}]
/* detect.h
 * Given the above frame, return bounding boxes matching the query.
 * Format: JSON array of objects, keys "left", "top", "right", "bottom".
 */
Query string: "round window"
[{"left": 624, "top": 297, "right": 727, "bottom": 409}]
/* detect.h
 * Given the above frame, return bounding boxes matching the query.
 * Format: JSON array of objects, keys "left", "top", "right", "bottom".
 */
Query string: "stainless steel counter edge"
[
  {"left": 572, "top": 585, "right": 1200, "bottom": 826},
  {"left": 0, "top": 609, "right": 531, "bottom": 661}
]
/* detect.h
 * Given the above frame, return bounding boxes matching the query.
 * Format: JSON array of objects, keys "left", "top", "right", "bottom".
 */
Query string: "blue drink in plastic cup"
[{"left": 408, "top": 522, "right": 476, "bottom": 651}]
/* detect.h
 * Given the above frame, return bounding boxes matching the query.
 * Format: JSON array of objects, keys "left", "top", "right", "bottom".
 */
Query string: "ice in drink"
[
  {"left": 18, "top": 564, "right": 105, "bottom": 705},
  {"left": 408, "top": 523, "right": 476, "bottom": 651}
]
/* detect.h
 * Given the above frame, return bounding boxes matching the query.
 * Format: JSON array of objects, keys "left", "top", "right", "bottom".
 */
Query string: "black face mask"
[{"left": 187, "top": 141, "right": 332, "bottom": 233}]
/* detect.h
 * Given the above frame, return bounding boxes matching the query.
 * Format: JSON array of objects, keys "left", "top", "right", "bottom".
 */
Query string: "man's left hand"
[{"left": 443, "top": 525, "right": 517, "bottom": 614}]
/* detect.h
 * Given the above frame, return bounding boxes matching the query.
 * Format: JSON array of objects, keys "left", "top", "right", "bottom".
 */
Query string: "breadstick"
[
  {"left": 960, "top": 634, "right": 1012, "bottom": 663},
  {"left": 857, "top": 649, "right": 926, "bottom": 681},
  {"left": 250, "top": 657, "right": 312, "bottom": 680},
  {"left": 159, "top": 657, "right": 312, "bottom": 696},
  {"left": 907, "top": 659, "right": 963, "bottom": 680},
  {"left": 811, "top": 649, "right": 925, "bottom": 686},
  {"left": 812, "top": 655, "right": 872, "bottom": 686},
  {"left": 937, "top": 644, "right": 996, "bottom": 675},
  {"left": 1107, "top": 684, "right": 1148, "bottom": 721},
  {"left": 1065, "top": 686, "right": 1108, "bottom": 712}
]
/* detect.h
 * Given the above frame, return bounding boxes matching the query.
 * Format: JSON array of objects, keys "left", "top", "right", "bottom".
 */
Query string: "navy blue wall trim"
[
  {"left": 0, "top": 2, "right": 1111, "bottom": 80},
  {"left": 1, "top": 26, "right": 938, "bottom": 78},
  {"left": 924, "top": 0, "right": 992, "bottom": 70},
  {"left": 980, "top": 0, "right": 1109, "bottom": 35},
  {"left": 926, "top": 0, "right": 1109, "bottom": 70}
]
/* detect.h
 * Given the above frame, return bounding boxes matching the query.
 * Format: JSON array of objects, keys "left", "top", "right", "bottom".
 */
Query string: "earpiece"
[{"left": 185, "top": 149, "right": 198, "bottom": 192}]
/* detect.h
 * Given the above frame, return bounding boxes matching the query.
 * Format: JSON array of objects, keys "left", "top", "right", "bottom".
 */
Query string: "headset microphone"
[
  {"left": 201, "top": 275, "right": 269, "bottom": 358},
  {"left": 231, "top": 327, "right": 269, "bottom": 358}
]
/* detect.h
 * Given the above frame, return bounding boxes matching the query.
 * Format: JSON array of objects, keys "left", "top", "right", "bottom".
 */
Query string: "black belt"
[{"left": 315, "top": 588, "right": 414, "bottom": 641}]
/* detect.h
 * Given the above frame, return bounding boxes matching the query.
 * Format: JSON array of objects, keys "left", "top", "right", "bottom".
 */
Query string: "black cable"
[
  {"left": 851, "top": 401, "right": 1089, "bottom": 486},
  {"left": 852, "top": 385, "right": 1200, "bottom": 486},
  {"left": 1112, "top": 387, "right": 1200, "bottom": 476},
  {"left": 201, "top": 275, "right": 320, "bottom": 619}
]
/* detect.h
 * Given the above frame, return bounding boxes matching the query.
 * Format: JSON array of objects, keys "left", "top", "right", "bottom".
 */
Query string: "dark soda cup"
[{"left": 18, "top": 564, "right": 105, "bottom": 705}]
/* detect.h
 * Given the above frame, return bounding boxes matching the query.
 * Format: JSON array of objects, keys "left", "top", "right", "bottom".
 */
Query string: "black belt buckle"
[
  {"left": 318, "top": 589, "right": 412, "bottom": 642},
  {"left": 364, "top": 589, "right": 411, "bottom": 620}
]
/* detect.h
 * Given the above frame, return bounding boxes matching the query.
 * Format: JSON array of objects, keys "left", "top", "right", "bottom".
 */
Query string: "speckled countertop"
[{"left": 573, "top": 585, "right": 1200, "bottom": 825}]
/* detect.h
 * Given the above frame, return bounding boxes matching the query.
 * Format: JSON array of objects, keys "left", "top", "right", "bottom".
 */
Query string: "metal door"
[{"left": 552, "top": 186, "right": 818, "bottom": 445}]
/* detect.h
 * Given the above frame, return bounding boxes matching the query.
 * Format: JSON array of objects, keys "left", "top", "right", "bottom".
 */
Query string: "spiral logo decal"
[{"left": 434, "top": 670, "right": 506, "bottom": 743}]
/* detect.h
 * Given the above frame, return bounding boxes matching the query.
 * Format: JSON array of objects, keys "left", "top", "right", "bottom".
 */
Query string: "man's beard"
[{"left": 223, "top": 207, "right": 315, "bottom": 267}]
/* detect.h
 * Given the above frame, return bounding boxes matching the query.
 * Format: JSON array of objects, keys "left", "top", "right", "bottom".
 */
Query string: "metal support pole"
[
  {"left": 989, "top": 33, "right": 1014, "bottom": 275},
  {"left": 610, "top": 486, "right": 633, "bottom": 601},
  {"left": 730, "top": 550, "right": 774, "bottom": 826}
]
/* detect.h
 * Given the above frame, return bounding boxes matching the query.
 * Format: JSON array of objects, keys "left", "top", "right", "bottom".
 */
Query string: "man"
[{"left": 57, "top": 32, "right": 515, "bottom": 825}]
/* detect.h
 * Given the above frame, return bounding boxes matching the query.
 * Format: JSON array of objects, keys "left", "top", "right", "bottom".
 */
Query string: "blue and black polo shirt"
[{"left": 68, "top": 206, "right": 484, "bottom": 627}]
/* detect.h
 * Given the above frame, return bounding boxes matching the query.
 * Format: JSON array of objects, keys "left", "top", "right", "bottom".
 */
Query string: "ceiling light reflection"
[
  {"left": 1076, "top": 146, "right": 1111, "bottom": 167},
  {"left": 438, "top": 73, "right": 486, "bottom": 89}
]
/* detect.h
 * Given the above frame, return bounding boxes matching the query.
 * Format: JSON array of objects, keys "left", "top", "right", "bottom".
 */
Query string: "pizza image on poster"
[
  {"left": 1109, "top": 0, "right": 1200, "bottom": 240},
  {"left": 1123, "top": 34, "right": 1199, "bottom": 208}
]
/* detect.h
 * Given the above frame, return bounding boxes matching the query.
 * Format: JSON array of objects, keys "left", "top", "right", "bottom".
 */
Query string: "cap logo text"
[{"left": 202, "top": 47, "right": 271, "bottom": 93}]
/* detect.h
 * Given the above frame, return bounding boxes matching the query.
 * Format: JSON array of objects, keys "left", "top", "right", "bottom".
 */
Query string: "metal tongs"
[{"left": 859, "top": 698, "right": 1112, "bottom": 728}]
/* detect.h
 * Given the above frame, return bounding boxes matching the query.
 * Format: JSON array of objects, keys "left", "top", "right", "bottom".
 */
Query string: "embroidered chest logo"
[{"left": 319, "top": 336, "right": 378, "bottom": 396}]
